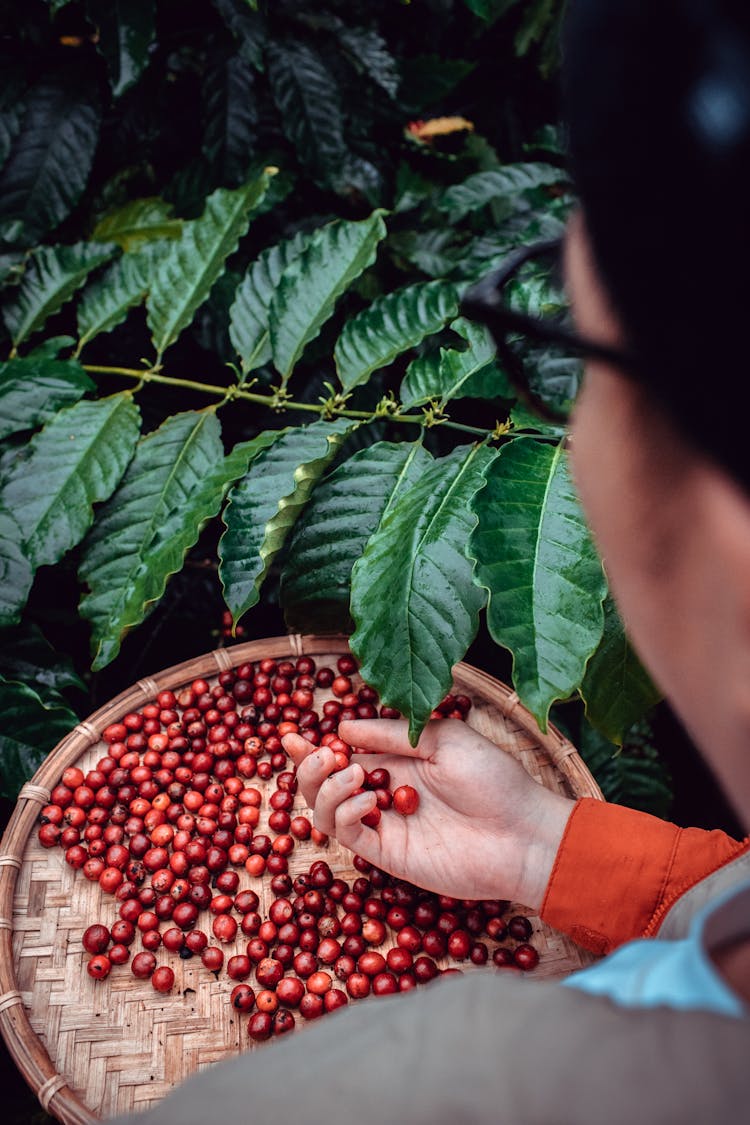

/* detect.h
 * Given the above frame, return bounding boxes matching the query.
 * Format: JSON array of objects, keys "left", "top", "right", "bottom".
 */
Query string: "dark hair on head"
[{"left": 563, "top": 0, "right": 750, "bottom": 487}]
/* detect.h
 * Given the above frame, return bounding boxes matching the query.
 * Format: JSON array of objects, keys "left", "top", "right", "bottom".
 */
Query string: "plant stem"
[{"left": 82, "top": 364, "right": 495, "bottom": 438}]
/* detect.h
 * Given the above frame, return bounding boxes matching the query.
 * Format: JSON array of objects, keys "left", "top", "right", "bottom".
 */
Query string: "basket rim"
[{"left": 0, "top": 633, "right": 603, "bottom": 1123}]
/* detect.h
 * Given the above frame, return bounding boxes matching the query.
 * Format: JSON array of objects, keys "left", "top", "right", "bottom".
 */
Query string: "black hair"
[{"left": 563, "top": 0, "right": 750, "bottom": 487}]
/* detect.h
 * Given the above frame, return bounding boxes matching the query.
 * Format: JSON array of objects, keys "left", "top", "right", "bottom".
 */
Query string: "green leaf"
[
  {"left": 351, "top": 443, "right": 496, "bottom": 744},
  {"left": 281, "top": 440, "right": 432, "bottom": 633},
  {"left": 576, "top": 717, "right": 672, "bottom": 819},
  {"left": 220, "top": 419, "right": 355, "bottom": 626},
  {"left": 267, "top": 39, "right": 347, "bottom": 188},
  {"left": 3, "top": 241, "right": 118, "bottom": 349},
  {"left": 334, "top": 280, "right": 459, "bottom": 393},
  {"left": 0, "top": 676, "right": 78, "bottom": 800},
  {"left": 78, "top": 413, "right": 274, "bottom": 670},
  {"left": 0, "top": 509, "right": 33, "bottom": 628},
  {"left": 92, "top": 197, "right": 183, "bottom": 251},
  {"left": 77, "top": 241, "right": 169, "bottom": 350},
  {"left": 515, "top": 0, "right": 558, "bottom": 56},
  {"left": 147, "top": 174, "right": 275, "bottom": 359},
  {"left": 203, "top": 54, "right": 258, "bottom": 184},
  {"left": 437, "top": 163, "right": 566, "bottom": 224},
  {"left": 88, "top": 0, "right": 156, "bottom": 98},
  {"left": 212, "top": 0, "right": 267, "bottom": 71},
  {"left": 0, "top": 249, "right": 25, "bottom": 287},
  {"left": 400, "top": 318, "right": 513, "bottom": 409},
  {"left": 0, "top": 622, "right": 86, "bottom": 697},
  {"left": 229, "top": 229, "right": 312, "bottom": 376},
  {"left": 269, "top": 211, "right": 388, "bottom": 383},
  {"left": 463, "top": 0, "right": 521, "bottom": 21},
  {"left": 470, "top": 438, "right": 607, "bottom": 729},
  {"left": 335, "top": 26, "right": 400, "bottom": 98},
  {"left": 1, "top": 393, "right": 141, "bottom": 571},
  {"left": 0, "top": 355, "right": 94, "bottom": 440},
  {"left": 399, "top": 55, "right": 475, "bottom": 111},
  {"left": 0, "top": 75, "right": 25, "bottom": 169},
  {"left": 0, "top": 74, "right": 101, "bottom": 247},
  {"left": 581, "top": 594, "right": 662, "bottom": 746}
]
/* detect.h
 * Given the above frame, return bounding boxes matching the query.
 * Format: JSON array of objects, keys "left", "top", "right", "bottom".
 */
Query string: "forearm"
[{"left": 540, "top": 798, "right": 745, "bottom": 953}]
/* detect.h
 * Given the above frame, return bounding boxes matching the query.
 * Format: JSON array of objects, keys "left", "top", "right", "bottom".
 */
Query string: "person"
[{"left": 111, "top": 1, "right": 750, "bottom": 1120}]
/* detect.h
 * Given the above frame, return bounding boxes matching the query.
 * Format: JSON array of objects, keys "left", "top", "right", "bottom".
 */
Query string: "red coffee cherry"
[
  {"left": 248, "top": 1011, "right": 273, "bottom": 1041},
  {"left": 231, "top": 984, "right": 256, "bottom": 1012},
  {"left": 82, "top": 924, "right": 110, "bottom": 954},
  {"left": 513, "top": 943, "right": 539, "bottom": 971},
  {"left": 131, "top": 952, "right": 157, "bottom": 979},
  {"left": 392, "top": 785, "right": 419, "bottom": 816},
  {"left": 152, "top": 966, "right": 175, "bottom": 993},
  {"left": 86, "top": 954, "right": 112, "bottom": 980}
]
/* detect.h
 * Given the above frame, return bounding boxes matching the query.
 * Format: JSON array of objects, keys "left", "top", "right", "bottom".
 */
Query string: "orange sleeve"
[{"left": 539, "top": 798, "right": 745, "bottom": 955}]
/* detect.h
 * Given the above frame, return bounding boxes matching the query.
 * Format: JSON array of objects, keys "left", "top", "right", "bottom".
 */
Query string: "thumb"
[{"left": 338, "top": 718, "right": 434, "bottom": 760}]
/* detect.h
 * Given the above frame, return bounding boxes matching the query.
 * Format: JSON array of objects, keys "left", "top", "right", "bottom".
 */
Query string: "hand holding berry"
[{"left": 283, "top": 718, "right": 575, "bottom": 909}]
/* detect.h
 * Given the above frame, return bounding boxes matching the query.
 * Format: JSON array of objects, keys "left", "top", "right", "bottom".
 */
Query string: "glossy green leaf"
[
  {"left": 0, "top": 356, "right": 94, "bottom": 440},
  {"left": 212, "top": 0, "right": 267, "bottom": 70},
  {"left": 581, "top": 594, "right": 662, "bottom": 746},
  {"left": 229, "top": 229, "right": 312, "bottom": 375},
  {"left": 471, "top": 438, "right": 606, "bottom": 729},
  {"left": 576, "top": 717, "right": 672, "bottom": 819},
  {"left": 463, "top": 0, "right": 520, "bottom": 21},
  {"left": 269, "top": 211, "right": 388, "bottom": 383},
  {"left": 334, "top": 281, "right": 458, "bottom": 392},
  {"left": 267, "top": 39, "right": 347, "bottom": 187},
  {"left": 0, "top": 676, "right": 79, "bottom": 800},
  {"left": 220, "top": 419, "right": 355, "bottom": 626},
  {"left": 1, "top": 393, "right": 140, "bottom": 571},
  {"left": 351, "top": 443, "right": 496, "bottom": 744},
  {"left": 92, "top": 197, "right": 183, "bottom": 251},
  {"left": 88, "top": 0, "right": 156, "bottom": 98},
  {"left": 0, "top": 76, "right": 25, "bottom": 169},
  {"left": 147, "top": 174, "right": 274, "bottom": 360},
  {"left": 399, "top": 55, "right": 475, "bottom": 111},
  {"left": 400, "top": 318, "right": 513, "bottom": 408},
  {"left": 0, "top": 74, "right": 100, "bottom": 247},
  {"left": 77, "top": 241, "right": 169, "bottom": 350},
  {"left": 0, "top": 509, "right": 33, "bottom": 628},
  {"left": 3, "top": 241, "right": 117, "bottom": 349},
  {"left": 0, "top": 622, "right": 86, "bottom": 697},
  {"left": 78, "top": 413, "right": 275, "bottom": 670},
  {"left": 335, "top": 26, "right": 400, "bottom": 98},
  {"left": 203, "top": 54, "right": 258, "bottom": 184},
  {"left": 436, "top": 163, "right": 566, "bottom": 224},
  {"left": 281, "top": 440, "right": 432, "bottom": 633}
]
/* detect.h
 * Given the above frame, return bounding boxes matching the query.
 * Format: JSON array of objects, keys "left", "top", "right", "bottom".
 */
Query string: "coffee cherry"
[
  {"left": 392, "top": 785, "right": 419, "bottom": 816},
  {"left": 231, "top": 984, "right": 256, "bottom": 1012},
  {"left": 131, "top": 952, "right": 157, "bottom": 979},
  {"left": 248, "top": 1011, "right": 273, "bottom": 1041},
  {"left": 87, "top": 954, "right": 112, "bottom": 980},
  {"left": 82, "top": 924, "right": 110, "bottom": 954},
  {"left": 152, "top": 966, "right": 175, "bottom": 993},
  {"left": 507, "top": 915, "right": 533, "bottom": 942},
  {"left": 513, "top": 943, "right": 539, "bottom": 971}
]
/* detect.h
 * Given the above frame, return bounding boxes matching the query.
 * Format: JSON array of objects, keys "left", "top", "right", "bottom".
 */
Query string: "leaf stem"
[{"left": 82, "top": 364, "right": 494, "bottom": 438}]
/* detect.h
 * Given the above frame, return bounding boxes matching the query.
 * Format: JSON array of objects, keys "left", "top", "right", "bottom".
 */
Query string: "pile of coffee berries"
[{"left": 37, "top": 653, "right": 540, "bottom": 1034}]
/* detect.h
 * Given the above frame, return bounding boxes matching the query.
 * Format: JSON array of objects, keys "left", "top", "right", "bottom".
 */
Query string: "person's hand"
[{"left": 282, "top": 719, "right": 575, "bottom": 909}]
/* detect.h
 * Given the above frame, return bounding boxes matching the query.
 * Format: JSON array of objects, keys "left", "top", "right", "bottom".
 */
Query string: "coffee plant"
[{"left": 0, "top": 0, "right": 665, "bottom": 802}]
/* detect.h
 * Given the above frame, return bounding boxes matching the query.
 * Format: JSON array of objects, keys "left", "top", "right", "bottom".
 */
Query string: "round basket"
[{"left": 0, "top": 634, "right": 603, "bottom": 1124}]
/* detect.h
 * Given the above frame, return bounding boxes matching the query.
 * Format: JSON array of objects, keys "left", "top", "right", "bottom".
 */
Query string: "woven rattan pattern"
[{"left": 0, "top": 636, "right": 603, "bottom": 1124}]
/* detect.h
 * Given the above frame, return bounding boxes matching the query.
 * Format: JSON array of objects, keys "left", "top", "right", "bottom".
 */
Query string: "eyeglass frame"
[{"left": 459, "top": 238, "right": 637, "bottom": 423}]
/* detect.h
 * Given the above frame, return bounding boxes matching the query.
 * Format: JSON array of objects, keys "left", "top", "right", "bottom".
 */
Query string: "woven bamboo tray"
[{"left": 0, "top": 634, "right": 603, "bottom": 1124}]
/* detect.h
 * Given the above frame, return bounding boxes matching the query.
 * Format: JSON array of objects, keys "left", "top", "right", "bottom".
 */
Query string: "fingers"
[
  {"left": 339, "top": 718, "right": 433, "bottom": 759},
  {"left": 312, "top": 761, "right": 365, "bottom": 838},
  {"left": 282, "top": 732, "right": 318, "bottom": 768}
]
